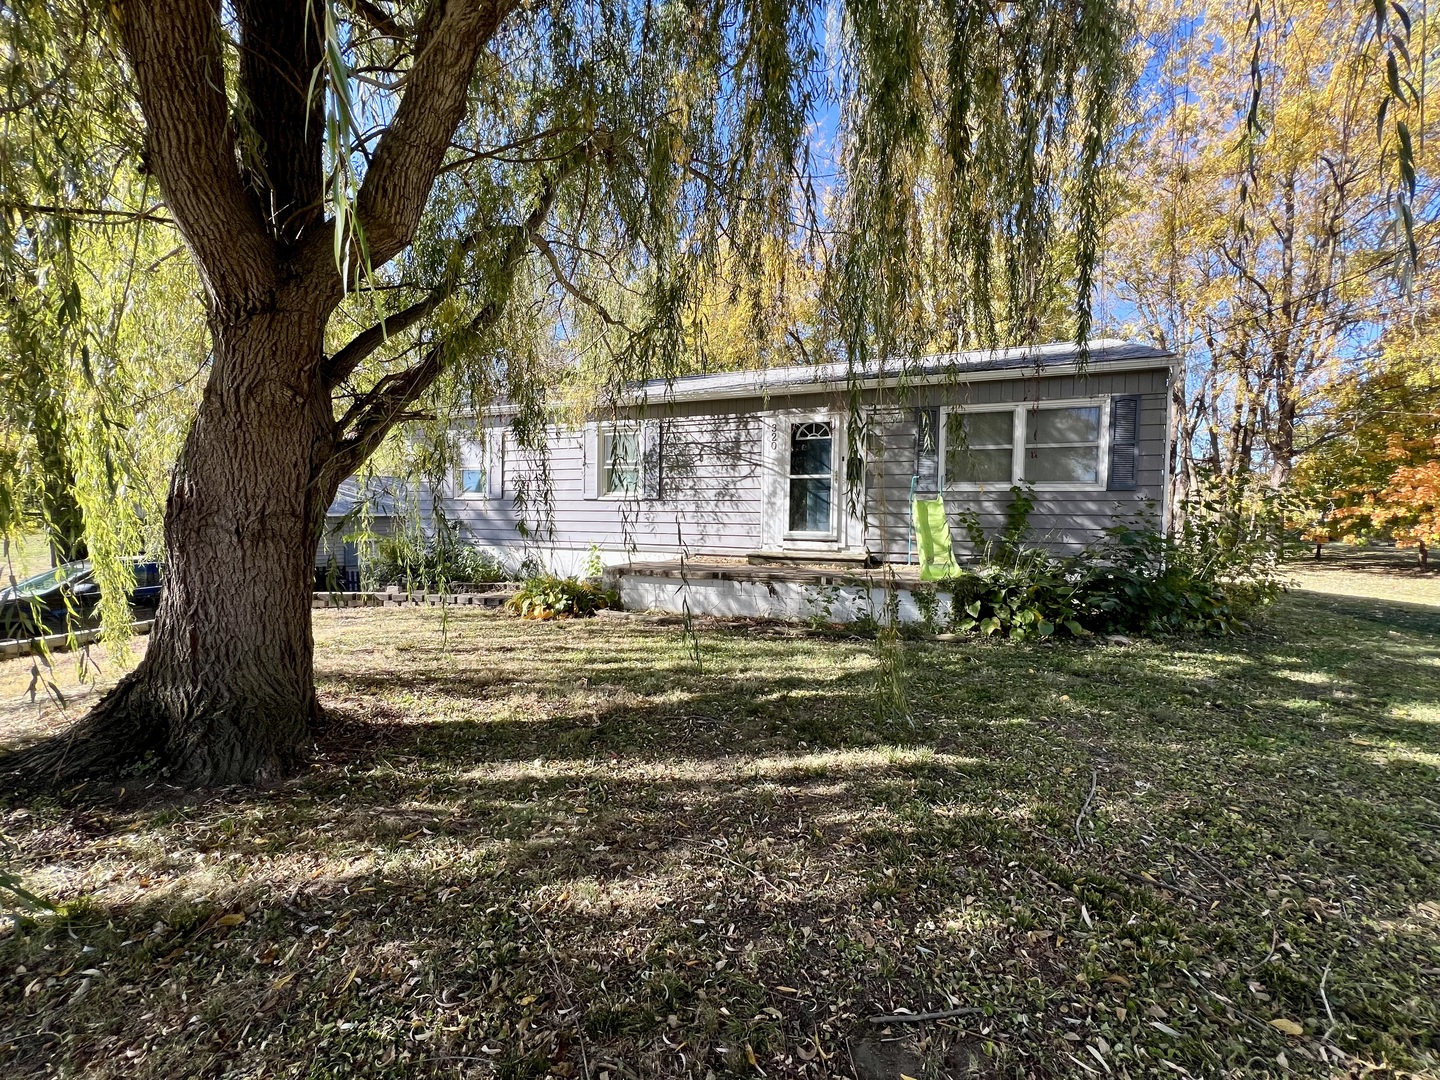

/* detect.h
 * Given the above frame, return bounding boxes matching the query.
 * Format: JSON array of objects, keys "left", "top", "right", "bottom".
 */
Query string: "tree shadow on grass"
[{"left": 3, "top": 606, "right": 1440, "bottom": 1076}]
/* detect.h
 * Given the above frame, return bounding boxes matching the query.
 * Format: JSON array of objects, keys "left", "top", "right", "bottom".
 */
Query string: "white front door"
[{"left": 760, "top": 410, "right": 865, "bottom": 553}]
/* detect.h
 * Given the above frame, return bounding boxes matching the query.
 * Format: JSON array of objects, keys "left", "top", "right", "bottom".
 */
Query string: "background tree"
[
  {"left": 1, "top": 0, "right": 1131, "bottom": 786},
  {"left": 1, "top": 3, "right": 206, "bottom": 608},
  {"left": 1103, "top": 0, "right": 1436, "bottom": 523},
  {"left": 1292, "top": 320, "right": 1440, "bottom": 562}
]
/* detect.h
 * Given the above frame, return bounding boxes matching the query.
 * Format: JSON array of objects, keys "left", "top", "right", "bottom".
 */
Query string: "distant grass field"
[
  {"left": 0, "top": 534, "right": 54, "bottom": 588},
  {"left": 1288, "top": 543, "right": 1440, "bottom": 609},
  {"left": 0, "top": 560, "right": 1437, "bottom": 1078}
]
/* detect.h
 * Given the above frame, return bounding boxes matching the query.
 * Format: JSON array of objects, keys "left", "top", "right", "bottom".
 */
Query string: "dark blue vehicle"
[{"left": 0, "top": 558, "right": 163, "bottom": 640}]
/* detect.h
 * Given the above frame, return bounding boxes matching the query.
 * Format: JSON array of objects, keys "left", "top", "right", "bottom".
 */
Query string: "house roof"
[{"left": 627, "top": 338, "right": 1173, "bottom": 404}]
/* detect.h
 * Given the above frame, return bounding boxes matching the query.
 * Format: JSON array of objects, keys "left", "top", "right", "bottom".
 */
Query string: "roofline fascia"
[
  {"left": 452, "top": 353, "right": 1175, "bottom": 423},
  {"left": 621, "top": 354, "right": 1176, "bottom": 407}
]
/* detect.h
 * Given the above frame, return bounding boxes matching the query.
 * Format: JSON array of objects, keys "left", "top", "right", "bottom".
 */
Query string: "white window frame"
[
  {"left": 941, "top": 397, "right": 1111, "bottom": 492},
  {"left": 454, "top": 464, "right": 488, "bottom": 499},
  {"left": 599, "top": 425, "right": 642, "bottom": 499},
  {"left": 783, "top": 414, "right": 839, "bottom": 540}
]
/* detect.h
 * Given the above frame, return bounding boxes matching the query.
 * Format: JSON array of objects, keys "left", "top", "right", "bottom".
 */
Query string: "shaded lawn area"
[{"left": 1, "top": 584, "right": 1438, "bottom": 1078}]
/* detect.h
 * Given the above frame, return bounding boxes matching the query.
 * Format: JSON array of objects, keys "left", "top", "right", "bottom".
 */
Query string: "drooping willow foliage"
[
  {"left": 0, "top": 0, "right": 206, "bottom": 646},
  {"left": 2, "top": 0, "right": 1136, "bottom": 613}
]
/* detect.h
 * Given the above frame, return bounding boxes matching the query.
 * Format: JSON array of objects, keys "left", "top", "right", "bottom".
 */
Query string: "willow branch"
[
  {"left": 323, "top": 137, "right": 597, "bottom": 388},
  {"left": 323, "top": 276, "right": 459, "bottom": 388},
  {"left": 529, "top": 229, "right": 618, "bottom": 325},
  {"left": 1, "top": 202, "right": 173, "bottom": 226},
  {"left": 325, "top": 147, "right": 585, "bottom": 477}
]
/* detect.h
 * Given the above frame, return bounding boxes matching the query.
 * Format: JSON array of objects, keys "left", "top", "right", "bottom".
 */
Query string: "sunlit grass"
[{"left": 0, "top": 567, "right": 1437, "bottom": 1078}]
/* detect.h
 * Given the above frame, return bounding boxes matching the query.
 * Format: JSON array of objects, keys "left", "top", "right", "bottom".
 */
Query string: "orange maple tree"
[
  {"left": 1361, "top": 440, "right": 1440, "bottom": 559},
  {"left": 1293, "top": 342, "right": 1440, "bottom": 565}
]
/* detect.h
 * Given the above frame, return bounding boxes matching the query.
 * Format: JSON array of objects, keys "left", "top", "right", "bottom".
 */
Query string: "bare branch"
[
  {"left": 1, "top": 201, "right": 173, "bottom": 226},
  {"left": 529, "top": 229, "right": 619, "bottom": 325}
]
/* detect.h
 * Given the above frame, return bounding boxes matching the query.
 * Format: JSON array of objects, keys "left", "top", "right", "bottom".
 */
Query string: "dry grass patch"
[{"left": 1, "top": 588, "right": 1438, "bottom": 1079}]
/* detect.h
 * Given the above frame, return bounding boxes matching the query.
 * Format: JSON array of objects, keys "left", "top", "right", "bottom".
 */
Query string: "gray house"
[
  {"left": 317, "top": 476, "right": 406, "bottom": 591},
  {"left": 429, "top": 339, "right": 1176, "bottom": 619},
  {"left": 437, "top": 340, "right": 1167, "bottom": 544}
]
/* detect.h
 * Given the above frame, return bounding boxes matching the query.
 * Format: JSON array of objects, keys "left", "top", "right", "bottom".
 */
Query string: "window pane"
[
  {"left": 459, "top": 468, "right": 485, "bottom": 494},
  {"left": 789, "top": 423, "right": 832, "bottom": 475},
  {"left": 946, "top": 447, "right": 1013, "bottom": 484},
  {"left": 1027, "top": 406, "right": 1100, "bottom": 444},
  {"left": 603, "top": 431, "right": 640, "bottom": 495},
  {"left": 948, "top": 410, "right": 1013, "bottom": 448},
  {"left": 1027, "top": 446, "right": 1100, "bottom": 483},
  {"left": 606, "top": 464, "right": 639, "bottom": 494},
  {"left": 606, "top": 431, "right": 639, "bottom": 465},
  {"left": 788, "top": 477, "right": 832, "bottom": 532}
]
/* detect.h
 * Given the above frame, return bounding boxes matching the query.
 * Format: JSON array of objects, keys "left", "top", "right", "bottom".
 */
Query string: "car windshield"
[{"left": 2, "top": 561, "right": 92, "bottom": 600}]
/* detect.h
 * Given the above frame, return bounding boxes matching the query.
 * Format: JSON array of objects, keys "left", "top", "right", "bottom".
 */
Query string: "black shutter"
[
  {"left": 641, "top": 420, "right": 663, "bottom": 499},
  {"left": 1107, "top": 395, "right": 1140, "bottom": 491},
  {"left": 914, "top": 407, "right": 940, "bottom": 494}
]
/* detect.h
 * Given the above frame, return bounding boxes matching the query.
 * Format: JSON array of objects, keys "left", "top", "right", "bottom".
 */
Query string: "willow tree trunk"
[
  {"left": 1, "top": 0, "right": 515, "bottom": 789},
  {"left": 40, "top": 298, "right": 337, "bottom": 784}
]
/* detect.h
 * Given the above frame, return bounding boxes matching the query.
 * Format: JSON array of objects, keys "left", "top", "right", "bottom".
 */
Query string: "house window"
[
  {"left": 944, "top": 409, "right": 1015, "bottom": 485},
  {"left": 943, "top": 400, "right": 1108, "bottom": 489},
  {"left": 602, "top": 429, "right": 640, "bottom": 496},
  {"left": 1024, "top": 405, "right": 1102, "bottom": 484},
  {"left": 787, "top": 420, "right": 833, "bottom": 533},
  {"left": 457, "top": 467, "right": 486, "bottom": 496}
]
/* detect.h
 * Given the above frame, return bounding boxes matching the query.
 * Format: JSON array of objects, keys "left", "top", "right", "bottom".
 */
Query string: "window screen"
[
  {"left": 1024, "top": 405, "right": 1101, "bottom": 484},
  {"left": 602, "top": 430, "right": 640, "bottom": 495}
]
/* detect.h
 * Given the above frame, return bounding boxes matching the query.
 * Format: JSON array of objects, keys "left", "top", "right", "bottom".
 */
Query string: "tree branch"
[
  {"left": 113, "top": 0, "right": 277, "bottom": 303},
  {"left": 322, "top": 137, "right": 599, "bottom": 388},
  {"left": 343, "top": 0, "right": 518, "bottom": 272},
  {"left": 322, "top": 148, "right": 581, "bottom": 482},
  {"left": 1, "top": 202, "right": 173, "bottom": 226},
  {"left": 234, "top": 0, "right": 325, "bottom": 245},
  {"left": 339, "top": 0, "right": 406, "bottom": 38},
  {"left": 529, "top": 229, "right": 618, "bottom": 325},
  {"left": 323, "top": 290, "right": 450, "bottom": 388}
]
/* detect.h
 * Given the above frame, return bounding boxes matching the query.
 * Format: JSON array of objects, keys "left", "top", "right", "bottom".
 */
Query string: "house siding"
[
  {"left": 439, "top": 365, "right": 1171, "bottom": 569},
  {"left": 441, "top": 414, "right": 765, "bottom": 566}
]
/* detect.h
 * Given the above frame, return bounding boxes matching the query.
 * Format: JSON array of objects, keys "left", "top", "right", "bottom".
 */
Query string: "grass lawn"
[
  {"left": 1, "top": 567, "right": 1438, "bottom": 1078},
  {"left": 2, "top": 534, "right": 55, "bottom": 589}
]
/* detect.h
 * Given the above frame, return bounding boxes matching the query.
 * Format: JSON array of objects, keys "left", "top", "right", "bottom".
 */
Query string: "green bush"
[
  {"left": 364, "top": 520, "right": 509, "bottom": 591},
  {"left": 925, "top": 487, "right": 1282, "bottom": 640},
  {"left": 506, "top": 574, "right": 618, "bottom": 620}
]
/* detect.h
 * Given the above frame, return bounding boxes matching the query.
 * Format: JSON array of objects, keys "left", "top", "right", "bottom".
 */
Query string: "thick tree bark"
[{"left": 12, "top": 293, "right": 337, "bottom": 784}]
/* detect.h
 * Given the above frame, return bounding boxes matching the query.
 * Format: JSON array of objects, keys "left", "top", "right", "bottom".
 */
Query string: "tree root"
[
  {"left": 1, "top": 671, "right": 320, "bottom": 794},
  {"left": 0, "top": 671, "right": 167, "bottom": 795}
]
